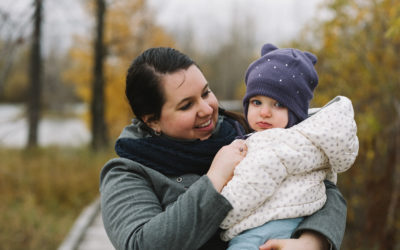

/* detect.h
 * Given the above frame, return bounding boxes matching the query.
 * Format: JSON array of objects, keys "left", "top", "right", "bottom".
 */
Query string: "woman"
[{"left": 100, "top": 47, "right": 346, "bottom": 250}]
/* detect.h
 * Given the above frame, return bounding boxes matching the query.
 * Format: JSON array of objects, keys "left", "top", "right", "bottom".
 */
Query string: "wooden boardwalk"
[{"left": 58, "top": 198, "right": 115, "bottom": 250}]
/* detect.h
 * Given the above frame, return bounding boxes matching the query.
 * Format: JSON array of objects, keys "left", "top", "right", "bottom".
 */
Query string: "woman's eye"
[
  {"left": 179, "top": 102, "right": 192, "bottom": 110},
  {"left": 202, "top": 89, "right": 211, "bottom": 98}
]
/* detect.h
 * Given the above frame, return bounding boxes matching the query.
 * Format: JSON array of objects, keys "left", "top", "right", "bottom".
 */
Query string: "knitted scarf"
[{"left": 115, "top": 116, "right": 243, "bottom": 176}]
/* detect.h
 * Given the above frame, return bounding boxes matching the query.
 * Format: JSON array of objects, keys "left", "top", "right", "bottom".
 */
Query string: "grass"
[{"left": 0, "top": 146, "right": 115, "bottom": 250}]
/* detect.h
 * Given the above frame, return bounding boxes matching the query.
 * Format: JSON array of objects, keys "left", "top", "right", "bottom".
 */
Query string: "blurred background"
[{"left": 0, "top": 0, "right": 399, "bottom": 249}]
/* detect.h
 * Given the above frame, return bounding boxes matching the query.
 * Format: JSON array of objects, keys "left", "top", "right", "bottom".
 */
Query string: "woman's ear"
[{"left": 142, "top": 114, "right": 161, "bottom": 133}]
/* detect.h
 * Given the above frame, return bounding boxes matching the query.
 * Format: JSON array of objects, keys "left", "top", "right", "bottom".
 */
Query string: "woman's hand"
[
  {"left": 259, "top": 231, "right": 329, "bottom": 250},
  {"left": 207, "top": 139, "right": 247, "bottom": 192}
]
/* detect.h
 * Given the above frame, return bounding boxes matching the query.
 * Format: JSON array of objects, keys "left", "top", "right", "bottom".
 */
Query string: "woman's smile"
[
  {"left": 194, "top": 119, "right": 214, "bottom": 134},
  {"left": 196, "top": 119, "right": 212, "bottom": 128}
]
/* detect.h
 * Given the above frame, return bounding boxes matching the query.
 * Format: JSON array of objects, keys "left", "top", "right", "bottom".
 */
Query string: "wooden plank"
[{"left": 58, "top": 198, "right": 114, "bottom": 250}]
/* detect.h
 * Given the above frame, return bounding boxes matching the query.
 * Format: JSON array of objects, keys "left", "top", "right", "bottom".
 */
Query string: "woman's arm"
[{"left": 100, "top": 158, "right": 233, "bottom": 250}]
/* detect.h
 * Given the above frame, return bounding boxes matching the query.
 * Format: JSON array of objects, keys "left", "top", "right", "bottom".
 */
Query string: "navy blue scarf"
[{"left": 115, "top": 116, "right": 244, "bottom": 176}]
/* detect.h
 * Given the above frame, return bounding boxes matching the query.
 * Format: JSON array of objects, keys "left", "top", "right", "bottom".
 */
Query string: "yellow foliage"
[
  {"left": 104, "top": 61, "right": 133, "bottom": 137},
  {"left": 234, "top": 81, "right": 246, "bottom": 100},
  {"left": 385, "top": 17, "right": 400, "bottom": 41}
]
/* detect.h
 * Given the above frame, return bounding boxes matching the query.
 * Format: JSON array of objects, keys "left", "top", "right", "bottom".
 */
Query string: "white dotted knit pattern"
[{"left": 220, "top": 96, "right": 359, "bottom": 241}]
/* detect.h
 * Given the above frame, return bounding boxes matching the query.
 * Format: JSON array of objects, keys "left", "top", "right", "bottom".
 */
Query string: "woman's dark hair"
[
  {"left": 126, "top": 47, "right": 194, "bottom": 122},
  {"left": 221, "top": 109, "right": 252, "bottom": 134}
]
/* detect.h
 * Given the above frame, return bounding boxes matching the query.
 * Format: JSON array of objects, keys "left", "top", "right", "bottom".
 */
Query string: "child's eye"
[{"left": 274, "top": 102, "right": 285, "bottom": 108}]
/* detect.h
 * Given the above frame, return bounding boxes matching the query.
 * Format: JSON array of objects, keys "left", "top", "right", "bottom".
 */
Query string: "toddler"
[{"left": 220, "top": 43, "right": 359, "bottom": 249}]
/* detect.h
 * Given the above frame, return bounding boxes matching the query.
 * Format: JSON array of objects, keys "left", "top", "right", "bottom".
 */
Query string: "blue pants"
[{"left": 227, "top": 217, "right": 304, "bottom": 250}]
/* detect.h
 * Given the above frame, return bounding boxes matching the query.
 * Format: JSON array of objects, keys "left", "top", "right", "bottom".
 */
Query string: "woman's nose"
[{"left": 198, "top": 100, "right": 213, "bottom": 116}]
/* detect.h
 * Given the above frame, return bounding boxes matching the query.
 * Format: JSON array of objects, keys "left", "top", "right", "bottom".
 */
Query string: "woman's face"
[{"left": 147, "top": 65, "right": 219, "bottom": 140}]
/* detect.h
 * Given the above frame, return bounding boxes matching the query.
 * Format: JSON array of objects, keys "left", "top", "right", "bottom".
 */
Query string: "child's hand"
[{"left": 207, "top": 139, "right": 247, "bottom": 192}]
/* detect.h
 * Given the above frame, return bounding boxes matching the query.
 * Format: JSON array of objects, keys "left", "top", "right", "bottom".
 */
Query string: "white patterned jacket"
[{"left": 220, "top": 96, "right": 359, "bottom": 241}]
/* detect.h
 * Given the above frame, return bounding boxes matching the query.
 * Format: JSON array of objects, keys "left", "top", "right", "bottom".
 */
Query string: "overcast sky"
[
  {"left": 149, "top": 0, "right": 324, "bottom": 51},
  {"left": 0, "top": 0, "right": 325, "bottom": 53}
]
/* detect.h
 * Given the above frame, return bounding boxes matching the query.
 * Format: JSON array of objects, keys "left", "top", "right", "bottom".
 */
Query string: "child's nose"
[{"left": 260, "top": 106, "right": 272, "bottom": 117}]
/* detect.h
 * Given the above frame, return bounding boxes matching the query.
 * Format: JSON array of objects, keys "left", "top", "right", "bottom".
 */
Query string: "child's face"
[{"left": 247, "top": 95, "right": 289, "bottom": 131}]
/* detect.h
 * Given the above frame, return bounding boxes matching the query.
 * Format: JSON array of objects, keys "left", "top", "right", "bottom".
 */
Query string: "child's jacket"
[{"left": 220, "top": 96, "right": 359, "bottom": 241}]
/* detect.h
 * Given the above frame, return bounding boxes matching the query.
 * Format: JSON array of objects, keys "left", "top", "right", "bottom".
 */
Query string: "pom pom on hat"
[{"left": 243, "top": 43, "right": 319, "bottom": 126}]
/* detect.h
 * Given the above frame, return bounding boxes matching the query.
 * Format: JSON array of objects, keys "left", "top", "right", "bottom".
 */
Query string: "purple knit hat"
[{"left": 243, "top": 43, "right": 319, "bottom": 127}]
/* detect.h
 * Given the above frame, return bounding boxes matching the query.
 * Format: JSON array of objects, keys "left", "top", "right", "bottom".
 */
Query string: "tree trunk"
[
  {"left": 27, "top": 0, "right": 43, "bottom": 148},
  {"left": 91, "top": 0, "right": 108, "bottom": 150},
  {"left": 382, "top": 100, "right": 400, "bottom": 249}
]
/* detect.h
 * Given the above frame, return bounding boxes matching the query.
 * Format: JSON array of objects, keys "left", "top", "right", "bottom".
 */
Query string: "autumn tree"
[
  {"left": 0, "top": 3, "right": 75, "bottom": 107},
  {"left": 27, "top": 0, "right": 43, "bottom": 148},
  {"left": 64, "top": 0, "right": 175, "bottom": 140},
  {"left": 91, "top": 0, "right": 108, "bottom": 150},
  {"left": 0, "top": 45, "right": 30, "bottom": 102},
  {"left": 0, "top": 3, "right": 31, "bottom": 100},
  {"left": 291, "top": 0, "right": 400, "bottom": 248},
  {"left": 0, "top": 39, "right": 26, "bottom": 99}
]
